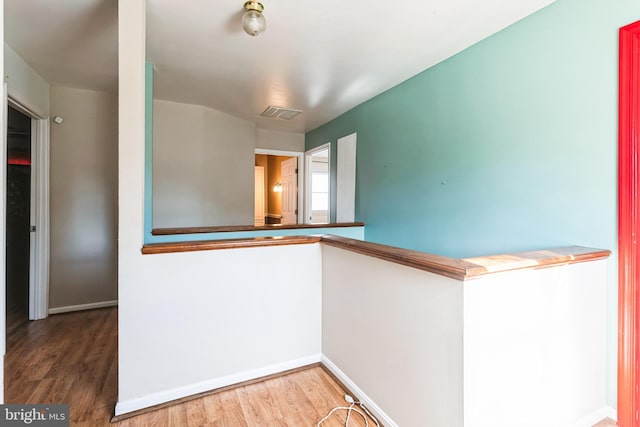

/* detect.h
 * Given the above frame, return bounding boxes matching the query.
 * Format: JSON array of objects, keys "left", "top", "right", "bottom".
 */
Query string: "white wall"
[
  {"left": 4, "top": 44, "right": 49, "bottom": 118},
  {"left": 153, "top": 99, "right": 255, "bottom": 227},
  {"left": 118, "top": 4, "right": 322, "bottom": 416},
  {"left": 464, "top": 260, "right": 609, "bottom": 427},
  {"left": 322, "top": 244, "right": 609, "bottom": 427},
  {"left": 49, "top": 86, "right": 118, "bottom": 310},
  {"left": 322, "top": 245, "right": 464, "bottom": 427},
  {"left": 118, "top": 0, "right": 147, "bottom": 413},
  {"left": 256, "top": 128, "right": 304, "bottom": 152},
  {"left": 116, "top": 244, "right": 322, "bottom": 414}
]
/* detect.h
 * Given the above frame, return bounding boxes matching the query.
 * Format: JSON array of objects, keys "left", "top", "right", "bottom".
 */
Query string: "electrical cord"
[{"left": 316, "top": 394, "right": 381, "bottom": 427}]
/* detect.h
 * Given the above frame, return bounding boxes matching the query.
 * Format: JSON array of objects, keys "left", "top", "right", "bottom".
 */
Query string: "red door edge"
[{"left": 618, "top": 20, "right": 640, "bottom": 427}]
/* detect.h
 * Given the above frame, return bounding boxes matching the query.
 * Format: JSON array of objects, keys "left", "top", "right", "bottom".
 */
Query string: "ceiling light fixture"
[{"left": 242, "top": 1, "right": 266, "bottom": 37}]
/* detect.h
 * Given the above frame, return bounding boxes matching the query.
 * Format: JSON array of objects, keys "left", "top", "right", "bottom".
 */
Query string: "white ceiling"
[{"left": 5, "top": 0, "right": 555, "bottom": 133}]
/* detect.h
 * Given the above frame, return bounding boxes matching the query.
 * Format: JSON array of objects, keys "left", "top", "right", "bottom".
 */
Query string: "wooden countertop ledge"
[
  {"left": 141, "top": 235, "right": 322, "bottom": 255},
  {"left": 142, "top": 234, "right": 611, "bottom": 281},
  {"left": 320, "top": 235, "right": 611, "bottom": 280}
]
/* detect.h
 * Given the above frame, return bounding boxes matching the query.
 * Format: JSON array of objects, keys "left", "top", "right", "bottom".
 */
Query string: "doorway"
[
  {"left": 6, "top": 106, "right": 32, "bottom": 322},
  {"left": 255, "top": 149, "right": 304, "bottom": 225},
  {"left": 305, "top": 144, "right": 330, "bottom": 224}
]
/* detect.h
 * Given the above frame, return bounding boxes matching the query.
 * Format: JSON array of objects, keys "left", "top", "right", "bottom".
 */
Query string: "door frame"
[
  {"left": 618, "top": 19, "right": 640, "bottom": 427},
  {"left": 7, "top": 98, "right": 49, "bottom": 321},
  {"left": 305, "top": 143, "right": 331, "bottom": 224},
  {"left": 254, "top": 148, "right": 304, "bottom": 224}
]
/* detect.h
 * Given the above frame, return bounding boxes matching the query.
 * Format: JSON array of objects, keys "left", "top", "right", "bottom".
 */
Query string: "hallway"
[{"left": 5, "top": 307, "right": 117, "bottom": 425}]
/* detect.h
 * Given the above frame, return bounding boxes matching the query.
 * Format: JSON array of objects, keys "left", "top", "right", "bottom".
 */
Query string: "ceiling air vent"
[{"left": 260, "top": 106, "right": 302, "bottom": 120}]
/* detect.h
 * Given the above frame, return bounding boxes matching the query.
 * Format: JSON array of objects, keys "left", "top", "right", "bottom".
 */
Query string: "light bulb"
[{"left": 242, "top": 10, "right": 266, "bottom": 37}]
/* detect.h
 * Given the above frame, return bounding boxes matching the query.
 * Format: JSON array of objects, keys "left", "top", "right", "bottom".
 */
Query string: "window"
[{"left": 311, "top": 172, "right": 329, "bottom": 211}]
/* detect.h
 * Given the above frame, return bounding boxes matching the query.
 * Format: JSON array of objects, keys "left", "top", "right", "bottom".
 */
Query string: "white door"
[
  {"left": 254, "top": 166, "right": 265, "bottom": 226},
  {"left": 281, "top": 157, "right": 298, "bottom": 225},
  {"left": 337, "top": 133, "right": 357, "bottom": 223},
  {"left": 28, "top": 118, "right": 37, "bottom": 319}
]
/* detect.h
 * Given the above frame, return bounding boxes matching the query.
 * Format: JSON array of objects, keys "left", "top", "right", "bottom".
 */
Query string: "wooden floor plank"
[
  {"left": 236, "top": 381, "right": 282, "bottom": 426},
  {"left": 5, "top": 307, "right": 379, "bottom": 426}
]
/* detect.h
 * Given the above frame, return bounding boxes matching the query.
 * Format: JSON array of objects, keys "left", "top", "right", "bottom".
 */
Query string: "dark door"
[{"left": 6, "top": 106, "right": 31, "bottom": 318}]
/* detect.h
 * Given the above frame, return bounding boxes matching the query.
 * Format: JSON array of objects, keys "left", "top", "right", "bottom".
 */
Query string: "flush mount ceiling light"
[{"left": 242, "top": 1, "right": 266, "bottom": 37}]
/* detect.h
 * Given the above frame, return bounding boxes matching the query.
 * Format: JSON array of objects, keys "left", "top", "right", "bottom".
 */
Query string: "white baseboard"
[
  {"left": 321, "top": 355, "right": 398, "bottom": 427},
  {"left": 110, "top": 350, "right": 613, "bottom": 425},
  {"left": 571, "top": 406, "right": 617, "bottom": 427},
  {"left": 115, "top": 354, "right": 322, "bottom": 416},
  {"left": 48, "top": 300, "right": 118, "bottom": 315}
]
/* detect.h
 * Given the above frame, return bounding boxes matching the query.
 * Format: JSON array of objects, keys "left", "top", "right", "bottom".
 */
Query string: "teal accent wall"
[{"left": 306, "top": 0, "right": 640, "bottom": 407}]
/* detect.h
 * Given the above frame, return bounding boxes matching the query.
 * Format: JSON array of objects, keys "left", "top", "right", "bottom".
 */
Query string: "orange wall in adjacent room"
[{"left": 256, "top": 154, "right": 293, "bottom": 217}]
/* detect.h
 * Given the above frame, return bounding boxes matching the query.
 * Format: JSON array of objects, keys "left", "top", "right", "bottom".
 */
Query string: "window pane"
[
  {"left": 312, "top": 172, "right": 329, "bottom": 192},
  {"left": 312, "top": 193, "right": 328, "bottom": 210}
]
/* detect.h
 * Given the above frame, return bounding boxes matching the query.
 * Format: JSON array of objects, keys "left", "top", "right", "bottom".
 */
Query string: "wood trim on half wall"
[{"left": 618, "top": 19, "right": 640, "bottom": 427}]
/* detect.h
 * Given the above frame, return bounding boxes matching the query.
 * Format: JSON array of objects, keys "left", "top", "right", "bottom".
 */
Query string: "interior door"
[
  {"left": 281, "top": 157, "right": 297, "bottom": 225},
  {"left": 337, "top": 133, "right": 356, "bottom": 223},
  {"left": 618, "top": 19, "right": 640, "bottom": 427},
  {"left": 28, "top": 117, "right": 37, "bottom": 320}
]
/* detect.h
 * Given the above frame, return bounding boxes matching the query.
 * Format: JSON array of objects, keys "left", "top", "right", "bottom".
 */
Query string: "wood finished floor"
[
  {"left": 593, "top": 419, "right": 617, "bottom": 427},
  {"left": 5, "top": 307, "right": 372, "bottom": 426}
]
